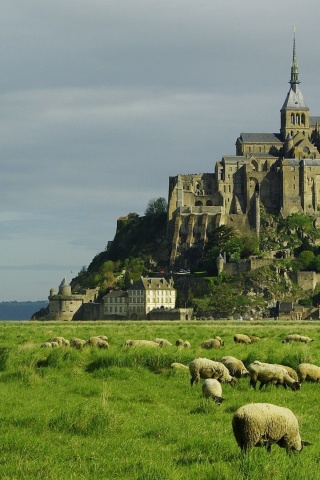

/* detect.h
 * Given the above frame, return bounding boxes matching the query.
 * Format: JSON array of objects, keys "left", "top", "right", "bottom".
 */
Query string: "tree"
[
  {"left": 145, "top": 198, "right": 168, "bottom": 216},
  {"left": 299, "top": 250, "right": 315, "bottom": 270},
  {"left": 206, "top": 225, "right": 234, "bottom": 252}
]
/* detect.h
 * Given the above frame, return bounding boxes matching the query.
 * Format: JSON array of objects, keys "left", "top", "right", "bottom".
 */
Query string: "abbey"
[{"left": 167, "top": 33, "right": 320, "bottom": 267}]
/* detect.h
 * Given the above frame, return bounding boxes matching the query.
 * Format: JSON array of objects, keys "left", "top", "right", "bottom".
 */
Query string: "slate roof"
[{"left": 238, "top": 133, "right": 283, "bottom": 143}]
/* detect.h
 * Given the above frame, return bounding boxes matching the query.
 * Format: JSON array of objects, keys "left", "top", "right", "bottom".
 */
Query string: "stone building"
[
  {"left": 46, "top": 278, "right": 99, "bottom": 321},
  {"left": 167, "top": 32, "right": 320, "bottom": 268},
  {"left": 102, "top": 276, "right": 176, "bottom": 319}
]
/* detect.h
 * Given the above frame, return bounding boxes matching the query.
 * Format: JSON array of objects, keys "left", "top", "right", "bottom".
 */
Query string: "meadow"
[{"left": 1, "top": 320, "right": 320, "bottom": 480}]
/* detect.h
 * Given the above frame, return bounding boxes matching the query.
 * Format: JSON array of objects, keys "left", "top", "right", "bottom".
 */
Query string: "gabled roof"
[
  {"left": 237, "top": 133, "right": 283, "bottom": 144},
  {"left": 129, "top": 277, "right": 175, "bottom": 291}
]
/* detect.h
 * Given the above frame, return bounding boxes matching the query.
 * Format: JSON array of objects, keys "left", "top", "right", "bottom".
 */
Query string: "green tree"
[
  {"left": 299, "top": 250, "right": 315, "bottom": 270},
  {"left": 145, "top": 198, "right": 168, "bottom": 216}
]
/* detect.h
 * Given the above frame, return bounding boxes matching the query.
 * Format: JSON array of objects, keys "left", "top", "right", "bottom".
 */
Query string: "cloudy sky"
[{"left": 1, "top": 0, "right": 320, "bottom": 301}]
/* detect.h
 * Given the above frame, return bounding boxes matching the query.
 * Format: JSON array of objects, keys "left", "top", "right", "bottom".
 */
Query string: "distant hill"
[{"left": 0, "top": 301, "right": 48, "bottom": 321}]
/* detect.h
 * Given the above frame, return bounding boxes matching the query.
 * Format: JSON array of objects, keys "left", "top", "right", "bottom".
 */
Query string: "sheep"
[
  {"left": 48, "top": 336, "right": 70, "bottom": 347},
  {"left": 183, "top": 341, "right": 191, "bottom": 348},
  {"left": 202, "top": 379, "right": 224, "bottom": 405},
  {"left": 189, "top": 358, "right": 237, "bottom": 387},
  {"left": 220, "top": 356, "right": 249, "bottom": 378},
  {"left": 175, "top": 339, "right": 184, "bottom": 346},
  {"left": 275, "top": 364, "right": 299, "bottom": 381},
  {"left": 98, "top": 335, "right": 109, "bottom": 342},
  {"left": 85, "top": 336, "right": 109, "bottom": 349},
  {"left": 200, "top": 336, "right": 224, "bottom": 349},
  {"left": 282, "top": 334, "right": 313, "bottom": 344},
  {"left": 232, "top": 403, "right": 310, "bottom": 452},
  {"left": 170, "top": 362, "right": 189, "bottom": 370},
  {"left": 50, "top": 341, "right": 59, "bottom": 348},
  {"left": 248, "top": 361, "right": 300, "bottom": 391},
  {"left": 234, "top": 334, "right": 252, "bottom": 344},
  {"left": 248, "top": 335, "right": 261, "bottom": 343},
  {"left": 124, "top": 339, "right": 160, "bottom": 348},
  {"left": 41, "top": 342, "right": 53, "bottom": 348},
  {"left": 297, "top": 363, "right": 320, "bottom": 382},
  {"left": 154, "top": 338, "right": 172, "bottom": 347},
  {"left": 70, "top": 338, "right": 86, "bottom": 349}
]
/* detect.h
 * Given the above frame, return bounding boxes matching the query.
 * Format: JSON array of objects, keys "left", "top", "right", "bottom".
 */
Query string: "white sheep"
[
  {"left": 70, "top": 338, "right": 86, "bottom": 349},
  {"left": 189, "top": 358, "right": 236, "bottom": 387},
  {"left": 248, "top": 361, "right": 300, "bottom": 391},
  {"left": 154, "top": 338, "right": 172, "bottom": 347},
  {"left": 297, "top": 363, "right": 320, "bottom": 382},
  {"left": 234, "top": 334, "right": 252, "bottom": 344},
  {"left": 124, "top": 339, "right": 160, "bottom": 348},
  {"left": 275, "top": 364, "right": 298, "bottom": 381},
  {"left": 202, "top": 379, "right": 224, "bottom": 405},
  {"left": 200, "top": 337, "right": 224, "bottom": 349},
  {"left": 220, "top": 356, "right": 249, "bottom": 378},
  {"left": 85, "top": 336, "right": 109, "bottom": 349},
  {"left": 282, "top": 334, "right": 313, "bottom": 343},
  {"left": 183, "top": 340, "right": 191, "bottom": 348},
  {"left": 232, "top": 403, "right": 310, "bottom": 452},
  {"left": 48, "top": 336, "right": 70, "bottom": 347},
  {"left": 41, "top": 342, "right": 53, "bottom": 348},
  {"left": 175, "top": 339, "right": 184, "bottom": 346}
]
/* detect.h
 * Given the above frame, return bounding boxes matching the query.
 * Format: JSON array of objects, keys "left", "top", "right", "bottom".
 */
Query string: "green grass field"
[{"left": 0, "top": 320, "right": 320, "bottom": 479}]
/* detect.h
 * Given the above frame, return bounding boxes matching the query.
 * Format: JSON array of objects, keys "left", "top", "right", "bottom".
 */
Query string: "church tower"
[{"left": 280, "top": 28, "right": 310, "bottom": 141}]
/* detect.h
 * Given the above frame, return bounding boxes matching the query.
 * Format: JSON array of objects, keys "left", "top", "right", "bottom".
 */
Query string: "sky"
[{"left": 1, "top": 0, "right": 320, "bottom": 301}]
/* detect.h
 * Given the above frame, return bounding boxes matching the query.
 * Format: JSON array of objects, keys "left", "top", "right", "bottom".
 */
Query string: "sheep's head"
[
  {"left": 291, "top": 381, "right": 301, "bottom": 391},
  {"left": 229, "top": 376, "right": 237, "bottom": 387}
]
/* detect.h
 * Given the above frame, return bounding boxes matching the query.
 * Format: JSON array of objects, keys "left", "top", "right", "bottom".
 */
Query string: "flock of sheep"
[{"left": 40, "top": 331, "right": 317, "bottom": 453}]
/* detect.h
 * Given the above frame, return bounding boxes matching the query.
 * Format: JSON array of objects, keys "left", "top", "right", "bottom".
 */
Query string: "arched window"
[
  {"left": 291, "top": 113, "right": 294, "bottom": 124},
  {"left": 301, "top": 114, "right": 305, "bottom": 125},
  {"left": 195, "top": 200, "right": 203, "bottom": 206},
  {"left": 206, "top": 200, "right": 213, "bottom": 206},
  {"left": 296, "top": 113, "right": 300, "bottom": 124}
]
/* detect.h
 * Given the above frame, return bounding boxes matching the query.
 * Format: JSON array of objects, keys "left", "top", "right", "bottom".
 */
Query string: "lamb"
[
  {"left": 170, "top": 362, "right": 189, "bottom": 370},
  {"left": 85, "top": 336, "right": 109, "bottom": 349},
  {"left": 189, "top": 357, "right": 237, "bottom": 387},
  {"left": 232, "top": 403, "right": 310, "bottom": 452},
  {"left": 282, "top": 334, "right": 313, "bottom": 343},
  {"left": 154, "top": 338, "right": 172, "bottom": 347},
  {"left": 200, "top": 336, "right": 224, "bottom": 349},
  {"left": 234, "top": 334, "right": 252, "bottom": 344},
  {"left": 248, "top": 361, "right": 300, "bottom": 391},
  {"left": 48, "top": 336, "right": 70, "bottom": 347},
  {"left": 124, "top": 339, "right": 160, "bottom": 348},
  {"left": 70, "top": 338, "right": 86, "bottom": 349},
  {"left": 297, "top": 363, "right": 320, "bottom": 382},
  {"left": 220, "top": 356, "right": 249, "bottom": 378},
  {"left": 202, "top": 379, "right": 224, "bottom": 405}
]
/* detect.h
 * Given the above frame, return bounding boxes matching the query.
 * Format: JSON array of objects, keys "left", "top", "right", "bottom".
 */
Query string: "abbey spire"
[{"left": 280, "top": 27, "right": 309, "bottom": 140}]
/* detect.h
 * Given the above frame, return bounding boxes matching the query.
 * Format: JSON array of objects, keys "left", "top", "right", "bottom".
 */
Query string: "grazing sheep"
[
  {"left": 124, "top": 339, "right": 159, "bottom": 348},
  {"left": 98, "top": 335, "right": 109, "bottom": 342},
  {"left": 189, "top": 358, "right": 237, "bottom": 387},
  {"left": 41, "top": 342, "right": 53, "bottom": 348},
  {"left": 183, "top": 340, "right": 191, "bottom": 348},
  {"left": 248, "top": 335, "right": 261, "bottom": 342},
  {"left": 297, "top": 363, "right": 320, "bottom": 382},
  {"left": 170, "top": 362, "right": 189, "bottom": 370},
  {"left": 70, "top": 338, "right": 86, "bottom": 349},
  {"left": 175, "top": 339, "right": 184, "bottom": 346},
  {"left": 85, "top": 336, "right": 109, "bottom": 349},
  {"left": 234, "top": 334, "right": 252, "bottom": 344},
  {"left": 154, "top": 338, "right": 172, "bottom": 347},
  {"left": 48, "top": 336, "right": 70, "bottom": 347},
  {"left": 220, "top": 356, "right": 249, "bottom": 378},
  {"left": 50, "top": 341, "right": 59, "bottom": 348},
  {"left": 248, "top": 361, "right": 300, "bottom": 391},
  {"left": 275, "top": 364, "right": 299, "bottom": 381},
  {"left": 282, "top": 334, "right": 313, "bottom": 344},
  {"left": 202, "top": 379, "right": 224, "bottom": 404},
  {"left": 201, "top": 336, "right": 224, "bottom": 349},
  {"left": 232, "top": 403, "right": 310, "bottom": 452}
]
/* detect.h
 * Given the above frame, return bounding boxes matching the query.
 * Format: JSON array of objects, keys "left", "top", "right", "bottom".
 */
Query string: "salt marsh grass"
[{"left": 0, "top": 320, "right": 319, "bottom": 479}]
